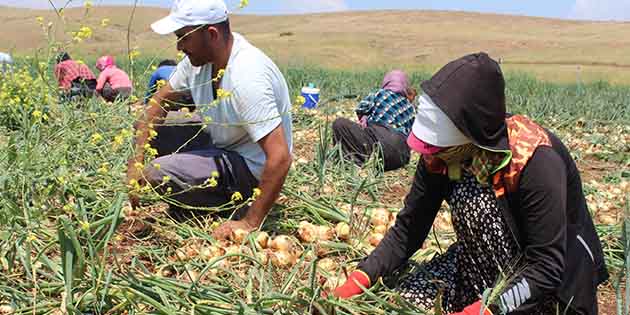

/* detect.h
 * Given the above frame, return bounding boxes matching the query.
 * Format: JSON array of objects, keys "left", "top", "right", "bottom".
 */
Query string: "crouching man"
[{"left": 127, "top": 0, "right": 293, "bottom": 240}]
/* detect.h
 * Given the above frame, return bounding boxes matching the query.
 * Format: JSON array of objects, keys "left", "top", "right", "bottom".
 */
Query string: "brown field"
[{"left": 2, "top": 5, "right": 630, "bottom": 84}]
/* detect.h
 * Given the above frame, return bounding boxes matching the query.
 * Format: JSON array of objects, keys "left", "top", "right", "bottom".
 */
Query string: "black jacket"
[{"left": 358, "top": 53, "right": 608, "bottom": 314}]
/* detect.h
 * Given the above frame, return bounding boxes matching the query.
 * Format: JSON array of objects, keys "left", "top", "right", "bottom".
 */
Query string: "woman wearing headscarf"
[
  {"left": 332, "top": 53, "right": 608, "bottom": 315},
  {"left": 95, "top": 56, "right": 133, "bottom": 102},
  {"left": 332, "top": 70, "right": 417, "bottom": 171},
  {"left": 54, "top": 52, "right": 97, "bottom": 100}
]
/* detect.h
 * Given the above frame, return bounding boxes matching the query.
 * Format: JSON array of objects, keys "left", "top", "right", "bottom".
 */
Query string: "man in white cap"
[{"left": 127, "top": 0, "right": 293, "bottom": 240}]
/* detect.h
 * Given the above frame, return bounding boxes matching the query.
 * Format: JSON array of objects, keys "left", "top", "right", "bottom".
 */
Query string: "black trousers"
[{"left": 332, "top": 117, "right": 410, "bottom": 172}]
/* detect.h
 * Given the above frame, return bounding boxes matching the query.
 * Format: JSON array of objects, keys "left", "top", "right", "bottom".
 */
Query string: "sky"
[{"left": 2, "top": 0, "right": 630, "bottom": 21}]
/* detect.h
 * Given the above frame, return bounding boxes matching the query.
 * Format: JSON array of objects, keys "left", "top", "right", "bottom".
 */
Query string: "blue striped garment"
[{"left": 355, "top": 89, "right": 416, "bottom": 136}]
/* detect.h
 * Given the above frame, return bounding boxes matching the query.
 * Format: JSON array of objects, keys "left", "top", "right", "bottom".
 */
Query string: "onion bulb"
[
  {"left": 255, "top": 232, "right": 270, "bottom": 249},
  {"left": 316, "top": 225, "right": 334, "bottom": 241},
  {"left": 317, "top": 258, "right": 336, "bottom": 272},
  {"left": 335, "top": 222, "right": 350, "bottom": 240},
  {"left": 298, "top": 221, "right": 317, "bottom": 243},
  {"left": 373, "top": 225, "right": 387, "bottom": 234},
  {"left": 370, "top": 208, "right": 391, "bottom": 226},
  {"left": 230, "top": 228, "right": 249, "bottom": 244},
  {"left": 369, "top": 233, "right": 384, "bottom": 247},
  {"left": 0, "top": 305, "right": 15, "bottom": 315},
  {"left": 269, "top": 235, "right": 294, "bottom": 252},
  {"left": 271, "top": 250, "right": 297, "bottom": 268},
  {"left": 257, "top": 251, "right": 270, "bottom": 265}
]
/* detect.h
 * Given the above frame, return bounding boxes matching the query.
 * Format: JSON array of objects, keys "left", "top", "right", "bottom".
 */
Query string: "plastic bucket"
[{"left": 301, "top": 86, "right": 320, "bottom": 109}]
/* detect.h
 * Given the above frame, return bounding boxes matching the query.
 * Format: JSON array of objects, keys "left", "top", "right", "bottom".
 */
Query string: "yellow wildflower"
[
  {"left": 32, "top": 110, "right": 42, "bottom": 119},
  {"left": 134, "top": 162, "right": 144, "bottom": 169},
  {"left": 100, "top": 18, "right": 110, "bottom": 27},
  {"left": 84, "top": 0, "right": 92, "bottom": 9},
  {"left": 153, "top": 163, "right": 161, "bottom": 170},
  {"left": 129, "top": 49, "right": 141, "bottom": 60},
  {"left": 156, "top": 79, "right": 166, "bottom": 89},
  {"left": 239, "top": 0, "right": 249, "bottom": 9},
  {"left": 90, "top": 133, "right": 103, "bottom": 144},
  {"left": 231, "top": 191, "right": 243, "bottom": 202},
  {"left": 213, "top": 69, "right": 226, "bottom": 82},
  {"left": 216, "top": 88, "right": 231, "bottom": 99},
  {"left": 113, "top": 135, "right": 124, "bottom": 146},
  {"left": 211, "top": 171, "right": 219, "bottom": 178},
  {"left": 162, "top": 175, "right": 171, "bottom": 183},
  {"left": 97, "top": 163, "right": 109, "bottom": 174},
  {"left": 177, "top": 52, "right": 185, "bottom": 60},
  {"left": 79, "top": 221, "right": 90, "bottom": 231},
  {"left": 27, "top": 233, "right": 37, "bottom": 243},
  {"left": 62, "top": 203, "right": 74, "bottom": 213},
  {"left": 146, "top": 147, "right": 158, "bottom": 157},
  {"left": 36, "top": 16, "right": 44, "bottom": 24},
  {"left": 253, "top": 188, "right": 262, "bottom": 198},
  {"left": 206, "top": 177, "right": 218, "bottom": 187},
  {"left": 295, "top": 95, "right": 306, "bottom": 106}
]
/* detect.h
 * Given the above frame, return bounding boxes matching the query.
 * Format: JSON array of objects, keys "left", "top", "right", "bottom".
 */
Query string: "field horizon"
[{"left": 2, "top": 5, "right": 630, "bottom": 84}]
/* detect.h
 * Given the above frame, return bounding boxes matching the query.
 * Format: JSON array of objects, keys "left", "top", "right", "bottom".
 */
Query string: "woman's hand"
[{"left": 332, "top": 270, "right": 371, "bottom": 298}]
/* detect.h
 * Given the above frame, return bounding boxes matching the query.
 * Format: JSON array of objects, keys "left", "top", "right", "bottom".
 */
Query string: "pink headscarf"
[
  {"left": 381, "top": 70, "right": 410, "bottom": 96},
  {"left": 407, "top": 132, "right": 446, "bottom": 155},
  {"left": 96, "top": 55, "right": 115, "bottom": 71}
]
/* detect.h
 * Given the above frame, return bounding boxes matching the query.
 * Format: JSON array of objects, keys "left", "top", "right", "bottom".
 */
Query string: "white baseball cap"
[
  {"left": 410, "top": 93, "right": 470, "bottom": 147},
  {"left": 151, "top": 0, "right": 229, "bottom": 35}
]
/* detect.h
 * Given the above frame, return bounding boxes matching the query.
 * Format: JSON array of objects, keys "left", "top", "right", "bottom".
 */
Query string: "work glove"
[
  {"left": 449, "top": 301, "right": 494, "bottom": 315},
  {"left": 332, "top": 270, "right": 371, "bottom": 298}
]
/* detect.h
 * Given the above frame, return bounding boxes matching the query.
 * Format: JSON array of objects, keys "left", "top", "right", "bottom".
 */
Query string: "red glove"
[
  {"left": 332, "top": 270, "right": 371, "bottom": 298},
  {"left": 449, "top": 301, "right": 493, "bottom": 315}
]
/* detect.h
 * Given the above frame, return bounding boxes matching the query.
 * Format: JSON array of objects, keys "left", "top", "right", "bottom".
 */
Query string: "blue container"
[{"left": 300, "top": 86, "right": 320, "bottom": 109}]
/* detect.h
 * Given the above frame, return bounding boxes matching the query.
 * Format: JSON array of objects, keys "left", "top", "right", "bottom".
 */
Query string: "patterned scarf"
[{"left": 433, "top": 143, "right": 507, "bottom": 185}]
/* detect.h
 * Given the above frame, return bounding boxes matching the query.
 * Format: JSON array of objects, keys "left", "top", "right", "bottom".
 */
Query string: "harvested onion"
[
  {"left": 257, "top": 251, "right": 270, "bottom": 265},
  {"left": 255, "top": 231, "right": 269, "bottom": 249},
  {"left": 317, "top": 258, "right": 336, "bottom": 272},
  {"left": 369, "top": 233, "right": 384, "bottom": 246},
  {"left": 370, "top": 208, "right": 391, "bottom": 226},
  {"left": 269, "top": 235, "right": 294, "bottom": 252},
  {"left": 316, "top": 225, "right": 334, "bottom": 241},
  {"left": 373, "top": 225, "right": 387, "bottom": 234},
  {"left": 271, "top": 250, "right": 297, "bottom": 268},
  {"left": 230, "top": 228, "right": 249, "bottom": 244},
  {"left": 335, "top": 222, "right": 350, "bottom": 240},
  {"left": 298, "top": 221, "right": 317, "bottom": 243}
]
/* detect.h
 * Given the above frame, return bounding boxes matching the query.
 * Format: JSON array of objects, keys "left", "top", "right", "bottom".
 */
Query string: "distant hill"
[{"left": 2, "top": 6, "right": 630, "bottom": 83}]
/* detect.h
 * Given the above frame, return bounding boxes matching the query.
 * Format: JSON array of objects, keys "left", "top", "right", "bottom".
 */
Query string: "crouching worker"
[
  {"left": 54, "top": 52, "right": 97, "bottom": 101},
  {"left": 332, "top": 53, "right": 608, "bottom": 315},
  {"left": 126, "top": 0, "right": 293, "bottom": 240},
  {"left": 95, "top": 56, "right": 133, "bottom": 102},
  {"left": 332, "top": 70, "right": 416, "bottom": 171},
  {"left": 144, "top": 59, "right": 194, "bottom": 108}
]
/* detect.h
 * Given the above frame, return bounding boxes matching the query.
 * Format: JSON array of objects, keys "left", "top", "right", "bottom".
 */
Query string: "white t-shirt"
[{"left": 169, "top": 33, "right": 293, "bottom": 180}]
